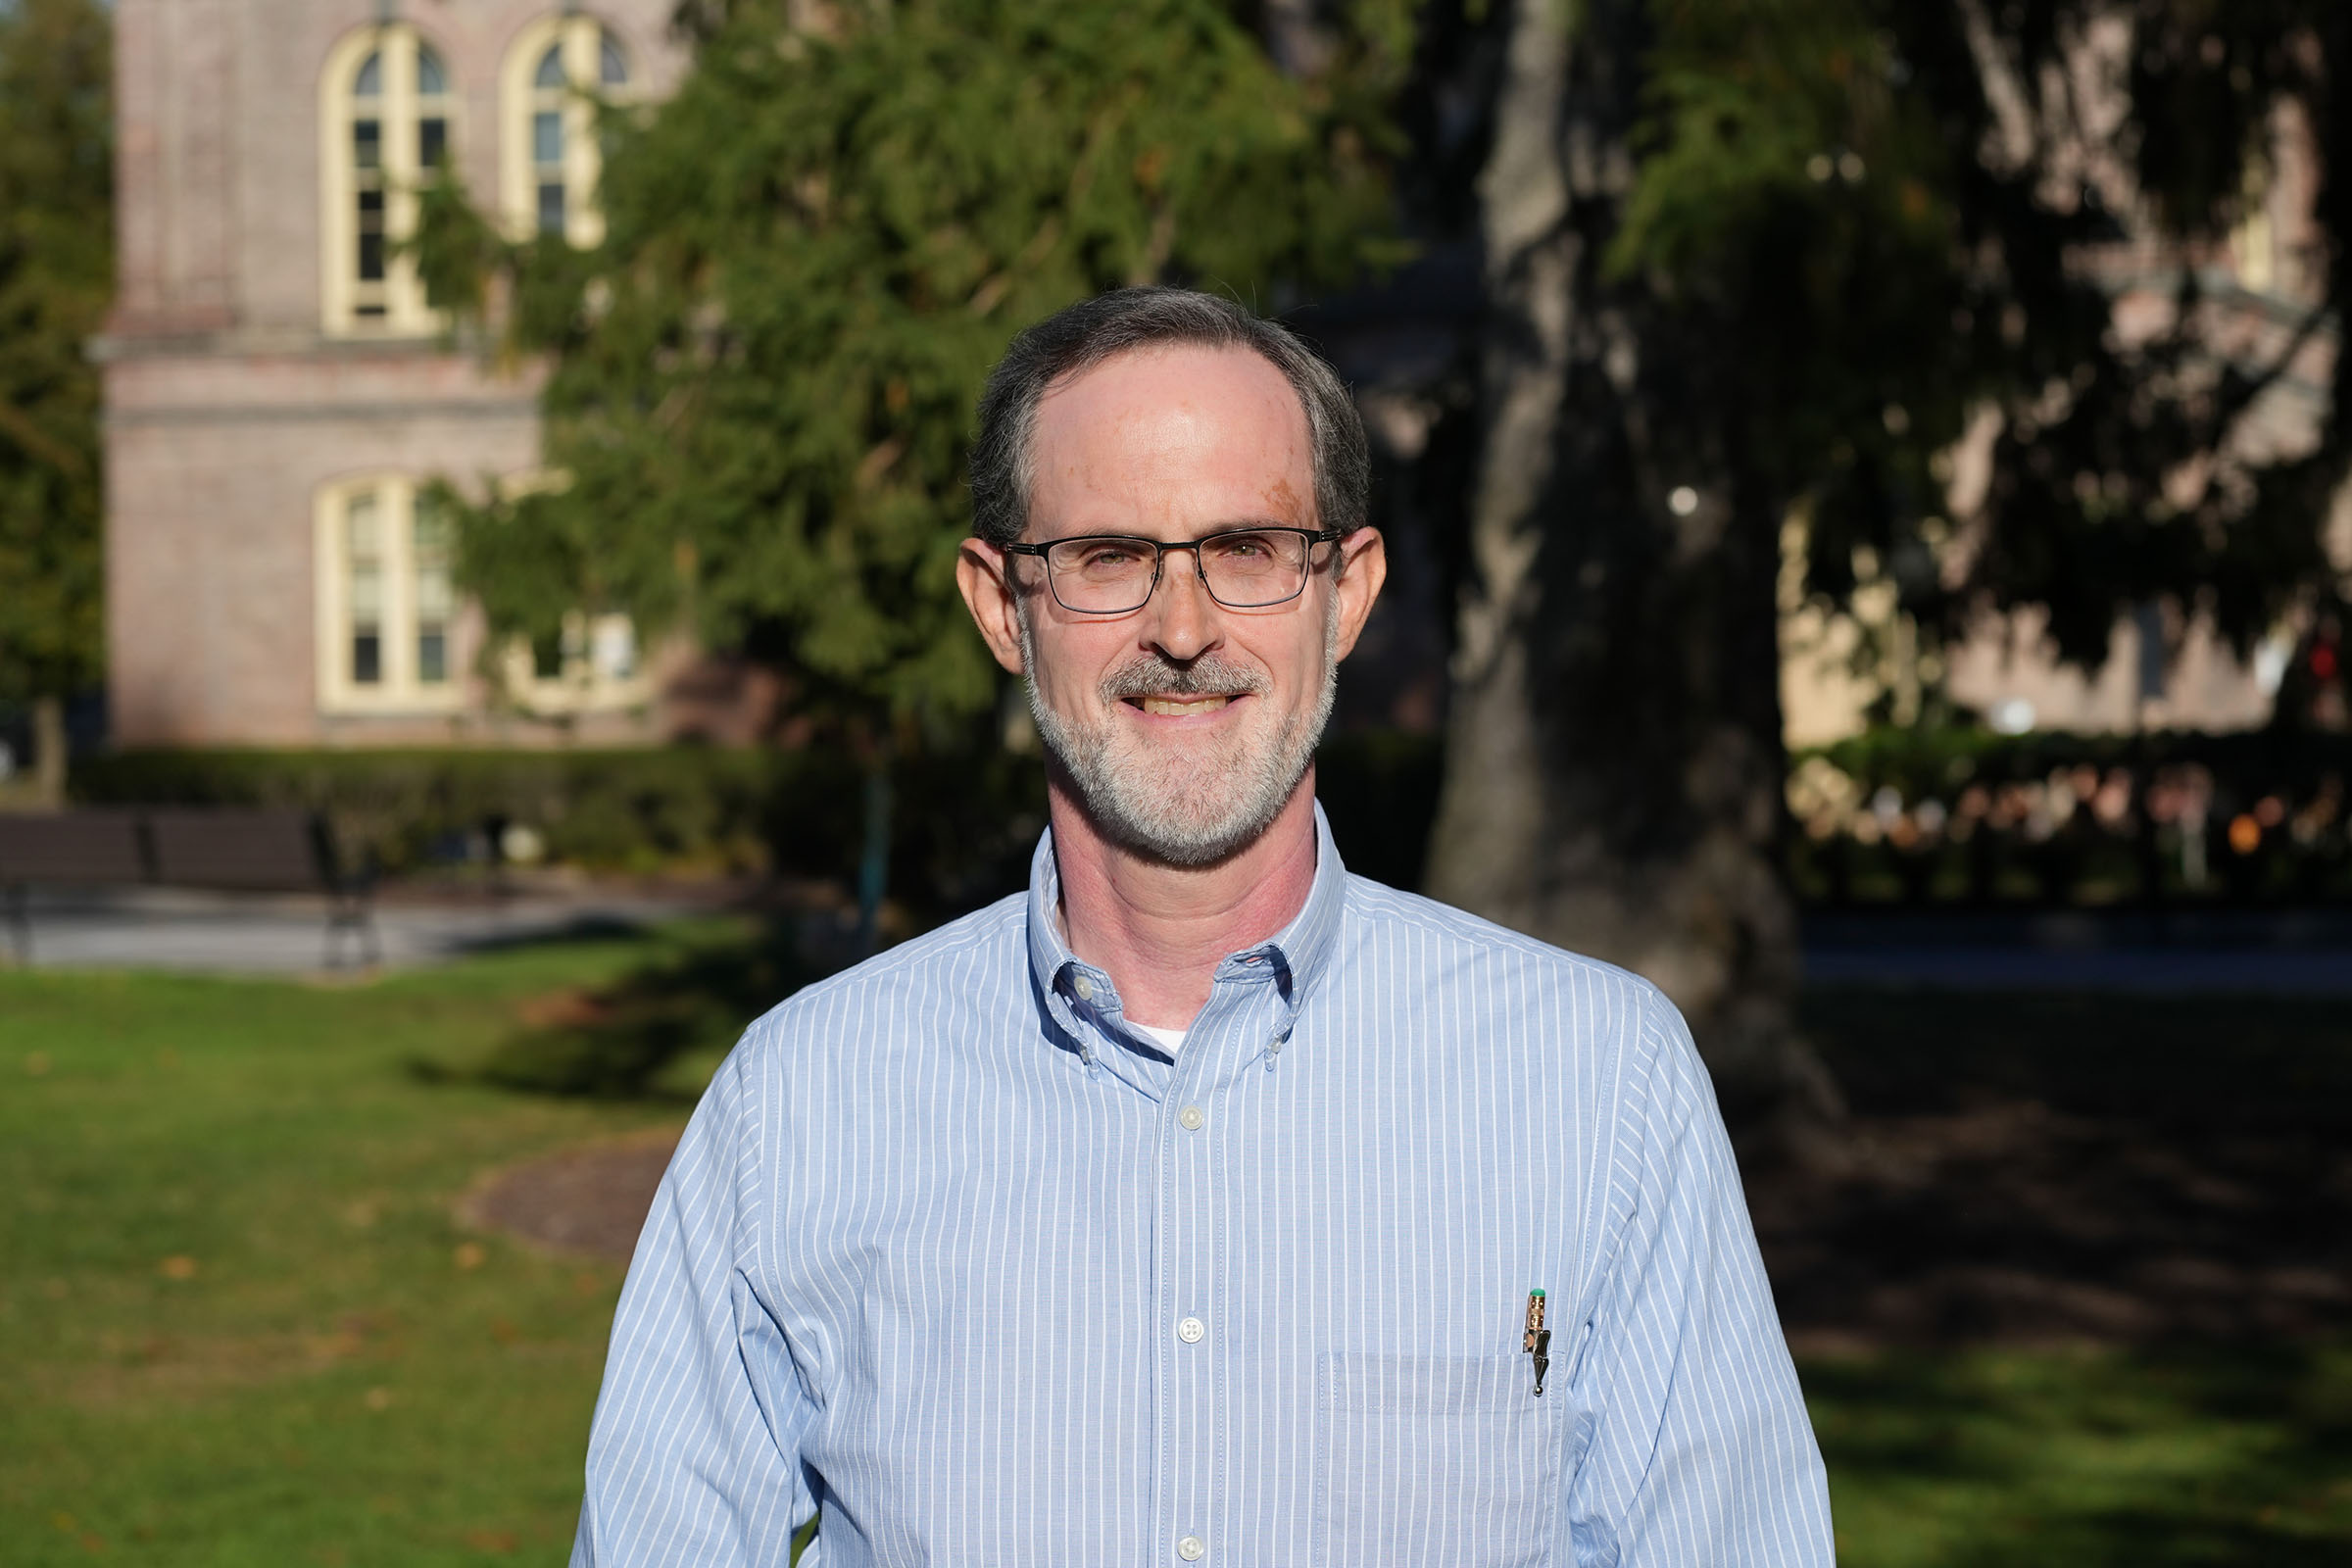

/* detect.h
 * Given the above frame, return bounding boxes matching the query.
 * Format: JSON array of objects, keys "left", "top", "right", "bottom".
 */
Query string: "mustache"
[{"left": 1099, "top": 654, "right": 1272, "bottom": 704}]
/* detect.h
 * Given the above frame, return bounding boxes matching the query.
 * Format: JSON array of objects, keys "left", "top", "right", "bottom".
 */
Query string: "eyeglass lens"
[{"left": 1045, "top": 530, "right": 1312, "bottom": 612}]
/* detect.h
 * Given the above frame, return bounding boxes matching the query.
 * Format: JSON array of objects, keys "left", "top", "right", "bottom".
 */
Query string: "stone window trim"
[
  {"left": 313, "top": 473, "right": 468, "bottom": 715},
  {"left": 318, "top": 24, "right": 459, "bottom": 338},
  {"left": 499, "top": 610, "right": 654, "bottom": 718},
  {"left": 314, "top": 469, "right": 657, "bottom": 720},
  {"left": 500, "top": 14, "right": 636, "bottom": 249}
]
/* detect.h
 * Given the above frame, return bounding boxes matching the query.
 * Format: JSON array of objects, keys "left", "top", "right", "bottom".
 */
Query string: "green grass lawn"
[
  {"left": 5, "top": 928, "right": 2347, "bottom": 1564},
  {"left": 1, "top": 930, "right": 708, "bottom": 1567}
]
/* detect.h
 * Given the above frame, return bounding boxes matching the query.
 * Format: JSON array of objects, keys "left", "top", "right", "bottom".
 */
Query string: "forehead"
[{"left": 1026, "top": 344, "right": 1313, "bottom": 536}]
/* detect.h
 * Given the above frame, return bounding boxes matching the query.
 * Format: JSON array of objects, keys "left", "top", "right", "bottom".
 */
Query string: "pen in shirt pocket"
[{"left": 1524, "top": 1289, "right": 1551, "bottom": 1396}]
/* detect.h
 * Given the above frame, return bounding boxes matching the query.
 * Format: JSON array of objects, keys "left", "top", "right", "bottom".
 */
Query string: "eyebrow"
[{"left": 1033, "top": 518, "right": 1298, "bottom": 542}]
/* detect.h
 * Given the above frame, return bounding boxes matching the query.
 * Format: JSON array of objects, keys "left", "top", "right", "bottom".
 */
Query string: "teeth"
[{"left": 1141, "top": 695, "right": 1231, "bottom": 716}]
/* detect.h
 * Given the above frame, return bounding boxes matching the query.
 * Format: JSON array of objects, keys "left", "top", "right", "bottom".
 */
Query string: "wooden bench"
[{"left": 0, "top": 808, "right": 377, "bottom": 966}]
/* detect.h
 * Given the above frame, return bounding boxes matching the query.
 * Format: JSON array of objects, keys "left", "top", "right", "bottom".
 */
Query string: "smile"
[{"left": 1134, "top": 694, "right": 1236, "bottom": 716}]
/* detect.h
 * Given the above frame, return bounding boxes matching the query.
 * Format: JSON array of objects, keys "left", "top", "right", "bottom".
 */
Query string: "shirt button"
[
  {"left": 1177, "top": 1315, "right": 1205, "bottom": 1344},
  {"left": 1177, "top": 1537, "right": 1206, "bottom": 1561},
  {"left": 1178, "top": 1105, "right": 1205, "bottom": 1131},
  {"left": 1072, "top": 974, "right": 1096, "bottom": 1002}
]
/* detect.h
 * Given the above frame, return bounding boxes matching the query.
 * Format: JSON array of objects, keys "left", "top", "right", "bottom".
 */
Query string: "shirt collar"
[{"left": 1024, "top": 800, "right": 1348, "bottom": 1047}]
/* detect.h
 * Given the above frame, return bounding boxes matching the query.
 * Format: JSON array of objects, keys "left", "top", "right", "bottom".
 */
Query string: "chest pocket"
[{"left": 1313, "top": 1351, "right": 1564, "bottom": 1568}]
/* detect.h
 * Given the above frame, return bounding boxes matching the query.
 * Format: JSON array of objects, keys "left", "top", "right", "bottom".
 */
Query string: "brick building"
[{"left": 100, "top": 0, "right": 705, "bottom": 747}]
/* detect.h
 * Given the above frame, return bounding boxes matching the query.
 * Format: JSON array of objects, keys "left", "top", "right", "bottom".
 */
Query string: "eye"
[
  {"left": 1072, "top": 540, "right": 1150, "bottom": 570},
  {"left": 1207, "top": 530, "right": 1282, "bottom": 564}
]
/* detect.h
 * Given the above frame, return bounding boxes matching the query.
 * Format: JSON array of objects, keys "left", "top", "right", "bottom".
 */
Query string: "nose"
[{"left": 1145, "top": 546, "right": 1221, "bottom": 662}]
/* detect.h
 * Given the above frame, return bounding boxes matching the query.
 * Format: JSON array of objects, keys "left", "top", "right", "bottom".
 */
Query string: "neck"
[{"left": 1049, "top": 767, "right": 1320, "bottom": 1029}]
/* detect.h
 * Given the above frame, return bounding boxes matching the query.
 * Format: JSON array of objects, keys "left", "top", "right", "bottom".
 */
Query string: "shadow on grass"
[
  {"left": 1810, "top": 1339, "right": 2352, "bottom": 1565},
  {"left": 1756, "top": 989, "right": 2352, "bottom": 1348},
  {"left": 416, "top": 913, "right": 839, "bottom": 1100}
]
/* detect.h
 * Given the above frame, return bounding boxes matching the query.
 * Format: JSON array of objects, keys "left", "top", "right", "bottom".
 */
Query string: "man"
[{"left": 574, "top": 288, "right": 1833, "bottom": 1566}]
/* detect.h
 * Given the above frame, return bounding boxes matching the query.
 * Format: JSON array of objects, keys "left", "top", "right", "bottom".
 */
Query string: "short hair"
[{"left": 968, "top": 286, "right": 1369, "bottom": 549}]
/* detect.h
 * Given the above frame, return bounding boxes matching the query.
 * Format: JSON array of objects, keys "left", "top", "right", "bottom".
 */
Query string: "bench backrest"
[
  {"left": 145, "top": 808, "right": 337, "bottom": 893},
  {"left": 0, "top": 809, "right": 151, "bottom": 885}
]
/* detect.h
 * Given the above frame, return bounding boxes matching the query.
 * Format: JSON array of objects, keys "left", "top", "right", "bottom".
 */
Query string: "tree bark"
[
  {"left": 1425, "top": 0, "right": 1843, "bottom": 1160},
  {"left": 31, "top": 694, "right": 66, "bottom": 810}
]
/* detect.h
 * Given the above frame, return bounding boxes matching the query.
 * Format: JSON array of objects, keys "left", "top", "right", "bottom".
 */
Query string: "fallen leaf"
[
  {"left": 453, "top": 1242, "right": 486, "bottom": 1271},
  {"left": 158, "top": 1256, "right": 198, "bottom": 1281}
]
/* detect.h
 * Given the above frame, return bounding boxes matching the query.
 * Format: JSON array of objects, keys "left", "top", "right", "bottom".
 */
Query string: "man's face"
[{"left": 958, "top": 344, "right": 1386, "bottom": 865}]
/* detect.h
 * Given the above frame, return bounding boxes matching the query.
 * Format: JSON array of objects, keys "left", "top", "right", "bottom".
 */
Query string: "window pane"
[
  {"left": 533, "top": 110, "right": 563, "bottom": 166},
  {"left": 416, "top": 45, "right": 446, "bottom": 96},
  {"left": 353, "top": 118, "right": 381, "bottom": 171},
  {"left": 346, "top": 494, "right": 381, "bottom": 561},
  {"left": 592, "top": 616, "right": 636, "bottom": 682},
  {"left": 537, "top": 180, "right": 565, "bottom": 235},
  {"left": 352, "top": 631, "right": 382, "bottom": 685},
  {"left": 354, "top": 50, "right": 381, "bottom": 97},
  {"left": 413, "top": 501, "right": 452, "bottom": 564},
  {"left": 416, "top": 629, "right": 447, "bottom": 685},
  {"left": 359, "top": 179, "right": 387, "bottom": 284},
  {"left": 418, "top": 117, "right": 447, "bottom": 171},
  {"left": 600, "top": 31, "right": 628, "bottom": 85},
  {"left": 414, "top": 507, "right": 454, "bottom": 622},
  {"left": 534, "top": 43, "right": 565, "bottom": 88},
  {"left": 531, "top": 631, "right": 563, "bottom": 680}
]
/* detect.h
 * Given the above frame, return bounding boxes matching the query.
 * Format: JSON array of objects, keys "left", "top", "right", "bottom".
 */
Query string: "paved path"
[
  {"left": 1803, "top": 907, "right": 2352, "bottom": 995},
  {"left": 1801, "top": 944, "right": 2352, "bottom": 995},
  {"left": 2, "top": 886, "right": 701, "bottom": 976},
  {"left": 10, "top": 886, "right": 2348, "bottom": 995}
]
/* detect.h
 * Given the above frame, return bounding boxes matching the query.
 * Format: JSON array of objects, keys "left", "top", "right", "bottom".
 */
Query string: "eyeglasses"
[{"left": 1004, "top": 526, "right": 1341, "bottom": 615}]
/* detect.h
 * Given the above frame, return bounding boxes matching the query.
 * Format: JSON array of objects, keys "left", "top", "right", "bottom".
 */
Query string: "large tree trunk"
[{"left": 1425, "top": 0, "right": 1843, "bottom": 1160}]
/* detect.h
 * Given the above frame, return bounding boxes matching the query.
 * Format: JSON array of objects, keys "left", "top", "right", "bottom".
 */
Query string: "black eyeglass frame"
[{"left": 1003, "top": 526, "right": 1344, "bottom": 615}]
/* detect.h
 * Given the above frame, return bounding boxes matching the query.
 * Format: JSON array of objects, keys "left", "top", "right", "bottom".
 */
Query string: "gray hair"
[{"left": 968, "top": 287, "right": 1369, "bottom": 549}]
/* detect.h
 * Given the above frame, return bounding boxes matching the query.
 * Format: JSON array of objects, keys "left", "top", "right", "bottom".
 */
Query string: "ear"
[
  {"left": 1330, "top": 527, "right": 1388, "bottom": 662},
  {"left": 956, "top": 538, "right": 1029, "bottom": 674}
]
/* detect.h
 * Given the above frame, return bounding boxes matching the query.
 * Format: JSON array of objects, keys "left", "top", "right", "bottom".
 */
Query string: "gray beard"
[{"left": 1021, "top": 605, "right": 1339, "bottom": 868}]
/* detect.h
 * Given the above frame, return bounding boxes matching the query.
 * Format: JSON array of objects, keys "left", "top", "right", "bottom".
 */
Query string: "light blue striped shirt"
[{"left": 575, "top": 807, "right": 1833, "bottom": 1566}]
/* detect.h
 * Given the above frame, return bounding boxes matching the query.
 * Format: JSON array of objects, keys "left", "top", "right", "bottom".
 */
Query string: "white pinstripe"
[{"left": 574, "top": 806, "right": 1833, "bottom": 1566}]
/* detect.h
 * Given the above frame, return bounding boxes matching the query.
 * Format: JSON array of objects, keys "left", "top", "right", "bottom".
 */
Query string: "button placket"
[{"left": 1158, "top": 993, "right": 1246, "bottom": 1568}]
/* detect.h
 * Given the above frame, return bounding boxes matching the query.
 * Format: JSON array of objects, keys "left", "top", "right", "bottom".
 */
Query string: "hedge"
[{"left": 69, "top": 730, "right": 1451, "bottom": 910}]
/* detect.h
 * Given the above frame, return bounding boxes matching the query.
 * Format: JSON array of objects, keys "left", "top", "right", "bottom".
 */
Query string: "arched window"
[
  {"left": 320, "top": 26, "right": 456, "bottom": 335},
  {"left": 503, "top": 17, "right": 632, "bottom": 247},
  {"left": 314, "top": 477, "right": 467, "bottom": 713}
]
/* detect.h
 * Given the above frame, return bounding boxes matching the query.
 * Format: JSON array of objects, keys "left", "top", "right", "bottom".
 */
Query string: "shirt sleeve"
[
  {"left": 572, "top": 1040, "right": 818, "bottom": 1567},
  {"left": 1562, "top": 987, "right": 1835, "bottom": 1568}
]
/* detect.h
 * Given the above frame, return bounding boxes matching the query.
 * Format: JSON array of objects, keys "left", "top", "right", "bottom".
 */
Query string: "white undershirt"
[{"left": 1133, "top": 1023, "right": 1189, "bottom": 1053}]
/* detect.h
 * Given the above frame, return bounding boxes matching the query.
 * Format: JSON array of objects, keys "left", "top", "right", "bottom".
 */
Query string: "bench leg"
[{"left": 325, "top": 896, "right": 382, "bottom": 971}]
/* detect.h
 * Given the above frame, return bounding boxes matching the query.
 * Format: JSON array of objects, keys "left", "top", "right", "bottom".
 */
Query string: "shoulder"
[
  {"left": 1342, "top": 874, "right": 1670, "bottom": 1010},
  {"left": 1336, "top": 873, "right": 1697, "bottom": 1084}
]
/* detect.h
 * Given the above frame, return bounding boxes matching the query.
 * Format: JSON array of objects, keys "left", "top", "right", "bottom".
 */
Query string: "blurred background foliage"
[
  {"left": 414, "top": 0, "right": 1413, "bottom": 735},
  {"left": 0, "top": 0, "right": 109, "bottom": 805}
]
